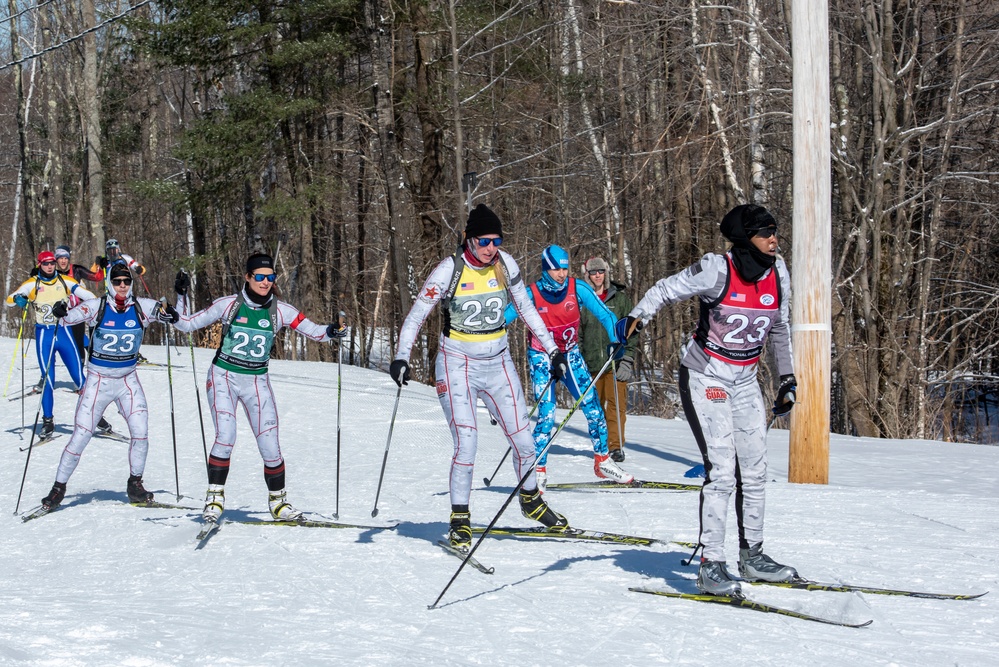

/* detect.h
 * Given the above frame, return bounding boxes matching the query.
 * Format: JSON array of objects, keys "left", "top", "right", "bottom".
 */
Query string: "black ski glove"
[
  {"left": 174, "top": 271, "right": 191, "bottom": 296},
  {"left": 550, "top": 351, "right": 569, "bottom": 381},
  {"left": 390, "top": 359, "right": 411, "bottom": 387},
  {"left": 327, "top": 322, "right": 347, "bottom": 339},
  {"left": 51, "top": 301, "right": 68, "bottom": 319},
  {"left": 156, "top": 303, "right": 180, "bottom": 324},
  {"left": 97, "top": 255, "right": 108, "bottom": 269},
  {"left": 773, "top": 374, "right": 797, "bottom": 416}
]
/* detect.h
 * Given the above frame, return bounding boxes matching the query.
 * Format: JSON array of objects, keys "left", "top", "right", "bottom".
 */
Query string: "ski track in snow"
[{"left": 1, "top": 340, "right": 997, "bottom": 666}]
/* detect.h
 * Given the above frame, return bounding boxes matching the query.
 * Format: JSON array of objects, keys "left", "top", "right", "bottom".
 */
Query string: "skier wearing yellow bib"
[
  {"left": 172, "top": 254, "right": 347, "bottom": 522},
  {"left": 391, "top": 204, "right": 571, "bottom": 550}
]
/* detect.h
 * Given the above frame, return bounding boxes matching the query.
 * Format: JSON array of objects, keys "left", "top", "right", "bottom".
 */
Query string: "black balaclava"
[{"left": 719, "top": 204, "right": 777, "bottom": 282}]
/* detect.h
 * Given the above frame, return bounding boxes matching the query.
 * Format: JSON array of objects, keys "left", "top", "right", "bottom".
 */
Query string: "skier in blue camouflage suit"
[{"left": 506, "top": 245, "right": 632, "bottom": 489}]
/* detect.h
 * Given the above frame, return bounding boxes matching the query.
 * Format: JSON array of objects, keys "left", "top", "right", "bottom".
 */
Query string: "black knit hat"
[
  {"left": 246, "top": 253, "right": 275, "bottom": 274},
  {"left": 464, "top": 204, "right": 503, "bottom": 239},
  {"left": 109, "top": 263, "right": 131, "bottom": 280},
  {"left": 720, "top": 204, "right": 777, "bottom": 246}
]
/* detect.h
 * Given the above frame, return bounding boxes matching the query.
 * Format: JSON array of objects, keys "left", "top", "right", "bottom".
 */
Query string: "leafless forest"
[{"left": 1, "top": 0, "right": 997, "bottom": 442}]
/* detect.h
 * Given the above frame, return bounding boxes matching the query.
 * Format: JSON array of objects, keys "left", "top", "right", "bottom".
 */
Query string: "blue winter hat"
[{"left": 541, "top": 245, "right": 570, "bottom": 272}]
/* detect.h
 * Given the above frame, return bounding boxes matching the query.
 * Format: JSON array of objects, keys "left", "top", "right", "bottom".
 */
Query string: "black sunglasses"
[
  {"left": 751, "top": 226, "right": 778, "bottom": 239},
  {"left": 111, "top": 278, "right": 132, "bottom": 286},
  {"left": 587, "top": 269, "right": 606, "bottom": 276},
  {"left": 475, "top": 237, "right": 503, "bottom": 247}
]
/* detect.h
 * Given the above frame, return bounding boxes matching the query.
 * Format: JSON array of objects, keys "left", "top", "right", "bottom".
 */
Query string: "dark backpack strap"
[
  {"left": 88, "top": 297, "right": 109, "bottom": 358},
  {"left": 132, "top": 299, "right": 148, "bottom": 332},
  {"left": 440, "top": 251, "right": 465, "bottom": 310}
]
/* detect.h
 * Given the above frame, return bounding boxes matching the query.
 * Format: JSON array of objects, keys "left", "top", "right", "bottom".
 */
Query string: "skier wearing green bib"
[{"left": 172, "top": 254, "right": 347, "bottom": 522}]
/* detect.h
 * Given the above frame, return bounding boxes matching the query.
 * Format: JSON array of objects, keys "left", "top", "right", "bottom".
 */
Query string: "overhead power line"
[
  {"left": 1, "top": 0, "right": 58, "bottom": 27},
  {"left": 0, "top": 0, "right": 152, "bottom": 73}
]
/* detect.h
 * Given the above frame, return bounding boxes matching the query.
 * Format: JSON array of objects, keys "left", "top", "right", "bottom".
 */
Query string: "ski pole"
[
  {"left": 189, "top": 333, "right": 208, "bottom": 470},
  {"left": 334, "top": 310, "right": 345, "bottom": 519},
  {"left": 429, "top": 348, "right": 620, "bottom": 609},
  {"left": 160, "top": 298, "right": 181, "bottom": 501},
  {"left": 482, "top": 375, "right": 556, "bottom": 487},
  {"left": 371, "top": 383, "right": 402, "bottom": 518},
  {"left": 611, "top": 359, "right": 625, "bottom": 456},
  {"left": 178, "top": 270, "right": 208, "bottom": 470},
  {"left": 2, "top": 308, "right": 27, "bottom": 398},
  {"left": 14, "top": 321, "right": 62, "bottom": 515}
]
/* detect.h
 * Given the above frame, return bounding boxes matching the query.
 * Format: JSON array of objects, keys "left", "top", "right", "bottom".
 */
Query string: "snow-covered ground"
[{"left": 1, "top": 339, "right": 996, "bottom": 666}]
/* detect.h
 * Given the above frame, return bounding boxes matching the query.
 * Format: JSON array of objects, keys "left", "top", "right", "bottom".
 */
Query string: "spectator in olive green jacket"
[{"left": 579, "top": 257, "right": 637, "bottom": 461}]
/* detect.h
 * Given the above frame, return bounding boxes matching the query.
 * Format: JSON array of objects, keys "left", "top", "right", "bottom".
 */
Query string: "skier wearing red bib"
[
  {"left": 172, "top": 254, "right": 347, "bottom": 523},
  {"left": 505, "top": 245, "right": 633, "bottom": 489},
  {"left": 619, "top": 204, "right": 799, "bottom": 597}
]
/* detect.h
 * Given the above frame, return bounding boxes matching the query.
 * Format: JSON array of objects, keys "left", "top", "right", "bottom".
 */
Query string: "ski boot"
[
  {"left": 268, "top": 490, "right": 304, "bottom": 521},
  {"left": 448, "top": 506, "right": 472, "bottom": 550},
  {"left": 39, "top": 417, "right": 55, "bottom": 440},
  {"left": 609, "top": 448, "right": 626, "bottom": 463},
  {"left": 203, "top": 484, "right": 225, "bottom": 522},
  {"left": 535, "top": 465, "right": 548, "bottom": 493},
  {"left": 696, "top": 559, "right": 742, "bottom": 597},
  {"left": 594, "top": 453, "right": 634, "bottom": 484},
  {"left": 738, "top": 543, "right": 799, "bottom": 583},
  {"left": 41, "top": 482, "right": 67, "bottom": 510},
  {"left": 127, "top": 475, "right": 154, "bottom": 504},
  {"left": 95, "top": 417, "right": 113, "bottom": 435},
  {"left": 519, "top": 488, "right": 569, "bottom": 531}
]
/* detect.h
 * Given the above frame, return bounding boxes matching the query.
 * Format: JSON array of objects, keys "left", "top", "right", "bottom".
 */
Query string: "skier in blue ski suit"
[{"left": 505, "top": 245, "right": 633, "bottom": 487}]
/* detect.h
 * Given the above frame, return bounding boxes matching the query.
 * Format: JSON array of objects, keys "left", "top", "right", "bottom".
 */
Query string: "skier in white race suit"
[
  {"left": 619, "top": 204, "right": 799, "bottom": 597},
  {"left": 390, "top": 204, "right": 572, "bottom": 549},
  {"left": 38, "top": 263, "right": 176, "bottom": 510},
  {"left": 172, "top": 253, "right": 347, "bottom": 523}
]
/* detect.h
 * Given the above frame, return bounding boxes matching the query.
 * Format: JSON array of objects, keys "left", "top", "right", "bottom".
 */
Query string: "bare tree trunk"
[
  {"left": 564, "top": 0, "right": 628, "bottom": 278},
  {"left": 2, "top": 10, "right": 40, "bottom": 331},
  {"left": 366, "top": 0, "right": 417, "bottom": 335},
  {"left": 83, "top": 0, "right": 105, "bottom": 249}
]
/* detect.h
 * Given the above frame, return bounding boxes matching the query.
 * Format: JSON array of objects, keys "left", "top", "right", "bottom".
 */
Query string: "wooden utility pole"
[{"left": 789, "top": 0, "right": 831, "bottom": 483}]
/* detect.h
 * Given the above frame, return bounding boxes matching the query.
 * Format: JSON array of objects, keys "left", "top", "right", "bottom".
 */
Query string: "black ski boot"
[
  {"left": 42, "top": 482, "right": 66, "bottom": 509},
  {"left": 519, "top": 488, "right": 569, "bottom": 531},
  {"left": 96, "top": 418, "right": 113, "bottom": 435},
  {"left": 448, "top": 506, "right": 472, "bottom": 549},
  {"left": 127, "top": 475, "right": 154, "bottom": 504},
  {"left": 39, "top": 417, "right": 55, "bottom": 440}
]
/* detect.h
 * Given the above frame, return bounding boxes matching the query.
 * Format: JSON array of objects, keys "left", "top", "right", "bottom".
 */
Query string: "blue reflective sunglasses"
[
  {"left": 252, "top": 273, "right": 277, "bottom": 283},
  {"left": 475, "top": 237, "right": 503, "bottom": 247}
]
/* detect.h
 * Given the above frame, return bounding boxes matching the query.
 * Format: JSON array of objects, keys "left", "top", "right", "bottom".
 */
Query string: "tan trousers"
[{"left": 596, "top": 372, "right": 628, "bottom": 451}]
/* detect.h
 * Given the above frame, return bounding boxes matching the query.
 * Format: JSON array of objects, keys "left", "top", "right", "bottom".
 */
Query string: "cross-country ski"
[
  {"left": 544, "top": 479, "right": 703, "bottom": 491},
  {"left": 629, "top": 588, "right": 874, "bottom": 628},
  {"left": 437, "top": 540, "right": 494, "bottom": 575}
]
